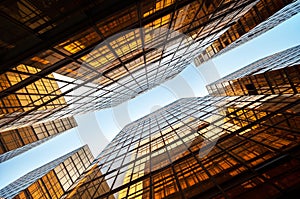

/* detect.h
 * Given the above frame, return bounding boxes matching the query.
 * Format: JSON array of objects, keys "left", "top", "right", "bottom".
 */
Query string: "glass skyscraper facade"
[
  {"left": 194, "top": 0, "right": 300, "bottom": 66},
  {"left": 60, "top": 93, "right": 300, "bottom": 198},
  {"left": 0, "top": 0, "right": 282, "bottom": 130},
  {"left": 206, "top": 44, "right": 300, "bottom": 96},
  {"left": 0, "top": 145, "right": 93, "bottom": 199}
]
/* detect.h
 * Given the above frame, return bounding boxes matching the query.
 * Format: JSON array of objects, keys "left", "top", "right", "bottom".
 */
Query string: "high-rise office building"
[
  {"left": 206, "top": 44, "right": 300, "bottom": 96},
  {"left": 60, "top": 93, "right": 300, "bottom": 198},
  {"left": 194, "top": 0, "right": 300, "bottom": 66},
  {"left": 0, "top": 145, "right": 93, "bottom": 199},
  {"left": 0, "top": 116, "right": 77, "bottom": 162},
  {"left": 1, "top": 0, "right": 289, "bottom": 130}
]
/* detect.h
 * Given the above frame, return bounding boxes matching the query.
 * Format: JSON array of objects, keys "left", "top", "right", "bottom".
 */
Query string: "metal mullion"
[
  {"left": 283, "top": 67, "right": 298, "bottom": 94},
  {"left": 8, "top": 68, "right": 83, "bottom": 88},
  {"left": 21, "top": 85, "right": 37, "bottom": 112},
  {"left": 0, "top": 138, "right": 7, "bottom": 153},
  {"left": 146, "top": 118, "right": 153, "bottom": 199},
  {"left": 3, "top": 74, "right": 25, "bottom": 113},
  {"left": 253, "top": 114, "right": 300, "bottom": 134},
  {"left": 185, "top": 0, "right": 207, "bottom": 31},
  {"left": 0, "top": 0, "right": 199, "bottom": 73},
  {"left": 154, "top": 114, "right": 186, "bottom": 198},
  {"left": 96, "top": 67, "right": 141, "bottom": 97},
  {"left": 252, "top": 74, "right": 268, "bottom": 95},
  {"left": 35, "top": 75, "right": 52, "bottom": 101},
  {"left": 228, "top": 81, "right": 237, "bottom": 96},
  {"left": 190, "top": 0, "right": 255, "bottom": 43},
  {"left": 1, "top": 44, "right": 102, "bottom": 102},
  {"left": 57, "top": 61, "right": 105, "bottom": 87},
  {"left": 30, "top": 125, "right": 40, "bottom": 141},
  {"left": 94, "top": 26, "right": 143, "bottom": 92},
  {"left": 115, "top": 128, "right": 179, "bottom": 172},
  {"left": 170, "top": 113, "right": 280, "bottom": 198},
  {"left": 181, "top": 136, "right": 230, "bottom": 198},
  {"left": 156, "top": 37, "right": 187, "bottom": 84},
  {"left": 91, "top": 161, "right": 170, "bottom": 199},
  {"left": 1, "top": 0, "right": 136, "bottom": 72},
  {"left": 218, "top": 97, "right": 300, "bottom": 146},
  {"left": 52, "top": 169, "right": 65, "bottom": 193},
  {"left": 237, "top": 118, "right": 300, "bottom": 151},
  {"left": 159, "top": 0, "right": 235, "bottom": 82},
  {"left": 102, "top": 28, "right": 202, "bottom": 76},
  {"left": 159, "top": 107, "right": 230, "bottom": 198},
  {"left": 217, "top": 139, "right": 286, "bottom": 193},
  {"left": 177, "top": 156, "right": 204, "bottom": 190},
  {"left": 0, "top": 70, "right": 104, "bottom": 129},
  {"left": 60, "top": 118, "right": 68, "bottom": 131},
  {"left": 137, "top": 1, "right": 150, "bottom": 89},
  {"left": 188, "top": 0, "right": 229, "bottom": 47},
  {"left": 153, "top": 0, "right": 179, "bottom": 84},
  {"left": 62, "top": 160, "right": 75, "bottom": 184},
  {"left": 12, "top": 129, "right": 25, "bottom": 148},
  {"left": 41, "top": 122, "right": 51, "bottom": 137},
  {"left": 88, "top": 173, "right": 111, "bottom": 198},
  {"left": 0, "top": 58, "right": 74, "bottom": 99},
  {"left": 50, "top": 48, "right": 104, "bottom": 81},
  {"left": 39, "top": 176, "right": 53, "bottom": 199},
  {"left": 23, "top": 188, "right": 31, "bottom": 199},
  {"left": 20, "top": 0, "right": 50, "bottom": 27},
  {"left": 262, "top": 0, "right": 273, "bottom": 16},
  {"left": 69, "top": 155, "right": 82, "bottom": 186},
  {"left": 123, "top": 147, "right": 140, "bottom": 198},
  {"left": 166, "top": 95, "right": 297, "bottom": 156}
]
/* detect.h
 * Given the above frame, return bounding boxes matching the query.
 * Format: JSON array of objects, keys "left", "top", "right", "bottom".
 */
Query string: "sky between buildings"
[{"left": 1, "top": 12, "right": 300, "bottom": 189}]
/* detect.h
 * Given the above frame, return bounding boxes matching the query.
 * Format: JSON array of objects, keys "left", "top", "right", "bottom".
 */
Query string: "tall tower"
[
  {"left": 194, "top": 0, "right": 300, "bottom": 66},
  {"left": 0, "top": 145, "right": 93, "bottom": 199},
  {"left": 206, "top": 44, "right": 300, "bottom": 96}
]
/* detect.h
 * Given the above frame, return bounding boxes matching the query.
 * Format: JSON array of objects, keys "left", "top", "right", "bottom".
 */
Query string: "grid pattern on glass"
[
  {"left": 0, "top": 145, "right": 93, "bottom": 199},
  {"left": 207, "top": 0, "right": 300, "bottom": 59},
  {"left": 0, "top": 0, "right": 262, "bottom": 130},
  {"left": 0, "top": 117, "right": 77, "bottom": 162},
  {"left": 207, "top": 45, "right": 300, "bottom": 96},
  {"left": 1, "top": 67, "right": 66, "bottom": 113},
  {"left": 61, "top": 94, "right": 300, "bottom": 199},
  {"left": 204, "top": 0, "right": 292, "bottom": 57},
  {"left": 194, "top": 0, "right": 299, "bottom": 65},
  {"left": 0, "top": 64, "right": 69, "bottom": 131}
]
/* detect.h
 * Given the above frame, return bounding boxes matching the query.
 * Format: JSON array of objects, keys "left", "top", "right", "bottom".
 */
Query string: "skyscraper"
[
  {"left": 0, "top": 116, "right": 77, "bottom": 162},
  {"left": 194, "top": 0, "right": 300, "bottom": 66},
  {"left": 0, "top": 145, "right": 93, "bottom": 199},
  {"left": 206, "top": 44, "right": 300, "bottom": 96},
  {"left": 1, "top": 0, "right": 287, "bottom": 130},
  {"left": 54, "top": 45, "right": 300, "bottom": 198},
  {"left": 61, "top": 93, "right": 300, "bottom": 198}
]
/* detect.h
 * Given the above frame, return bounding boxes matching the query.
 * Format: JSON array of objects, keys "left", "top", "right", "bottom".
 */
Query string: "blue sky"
[{"left": 1, "top": 12, "right": 300, "bottom": 189}]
